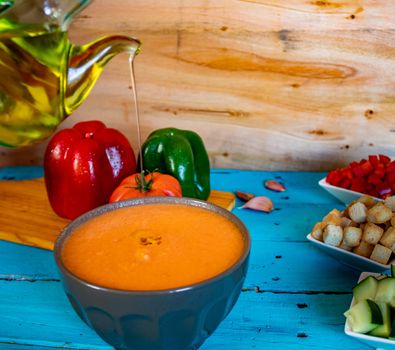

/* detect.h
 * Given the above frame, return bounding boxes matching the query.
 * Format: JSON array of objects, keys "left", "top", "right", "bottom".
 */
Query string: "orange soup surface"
[{"left": 62, "top": 203, "right": 245, "bottom": 291}]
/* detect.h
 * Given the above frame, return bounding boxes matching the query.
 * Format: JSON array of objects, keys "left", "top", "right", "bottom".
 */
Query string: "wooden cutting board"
[{"left": 0, "top": 178, "right": 235, "bottom": 251}]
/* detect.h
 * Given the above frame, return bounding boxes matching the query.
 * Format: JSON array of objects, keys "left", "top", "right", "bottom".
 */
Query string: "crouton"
[
  {"left": 325, "top": 208, "right": 342, "bottom": 218},
  {"left": 311, "top": 222, "right": 324, "bottom": 241},
  {"left": 322, "top": 210, "right": 344, "bottom": 226},
  {"left": 323, "top": 224, "right": 343, "bottom": 247},
  {"left": 382, "top": 221, "right": 392, "bottom": 230},
  {"left": 370, "top": 244, "right": 392, "bottom": 265},
  {"left": 353, "top": 241, "right": 374, "bottom": 258},
  {"left": 367, "top": 202, "right": 393, "bottom": 224},
  {"left": 340, "top": 217, "right": 352, "bottom": 228},
  {"left": 343, "top": 201, "right": 355, "bottom": 218},
  {"left": 339, "top": 241, "right": 352, "bottom": 251},
  {"left": 348, "top": 202, "right": 367, "bottom": 223},
  {"left": 391, "top": 215, "right": 395, "bottom": 227},
  {"left": 357, "top": 195, "right": 376, "bottom": 208},
  {"left": 343, "top": 227, "right": 362, "bottom": 247},
  {"left": 362, "top": 222, "right": 384, "bottom": 245},
  {"left": 380, "top": 227, "right": 395, "bottom": 252},
  {"left": 348, "top": 221, "right": 360, "bottom": 228},
  {"left": 384, "top": 196, "right": 395, "bottom": 212}
]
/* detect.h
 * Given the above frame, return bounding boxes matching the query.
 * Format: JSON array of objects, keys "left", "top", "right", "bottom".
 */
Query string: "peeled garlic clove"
[{"left": 240, "top": 196, "right": 273, "bottom": 213}]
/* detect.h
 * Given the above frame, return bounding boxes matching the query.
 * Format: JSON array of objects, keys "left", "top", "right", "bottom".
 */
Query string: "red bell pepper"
[{"left": 44, "top": 120, "right": 136, "bottom": 219}]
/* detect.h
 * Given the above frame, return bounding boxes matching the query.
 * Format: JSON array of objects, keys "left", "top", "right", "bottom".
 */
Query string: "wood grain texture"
[
  {"left": 0, "top": 178, "right": 69, "bottom": 250},
  {"left": 1, "top": 0, "right": 395, "bottom": 170},
  {"left": 0, "top": 177, "right": 235, "bottom": 250},
  {"left": 0, "top": 279, "right": 368, "bottom": 350}
]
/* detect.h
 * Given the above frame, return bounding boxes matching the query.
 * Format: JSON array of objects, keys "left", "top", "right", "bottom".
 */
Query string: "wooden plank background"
[{"left": 1, "top": 0, "right": 395, "bottom": 170}]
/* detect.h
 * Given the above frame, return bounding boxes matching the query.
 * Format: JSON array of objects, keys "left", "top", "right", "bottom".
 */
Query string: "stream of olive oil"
[{"left": 128, "top": 55, "right": 144, "bottom": 174}]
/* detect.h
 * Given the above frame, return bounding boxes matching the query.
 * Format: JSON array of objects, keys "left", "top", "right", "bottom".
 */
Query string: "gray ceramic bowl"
[{"left": 54, "top": 197, "right": 250, "bottom": 350}]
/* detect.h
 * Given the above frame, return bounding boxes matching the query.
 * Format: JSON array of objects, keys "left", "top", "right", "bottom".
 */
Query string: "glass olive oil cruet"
[{"left": 0, "top": 0, "right": 140, "bottom": 147}]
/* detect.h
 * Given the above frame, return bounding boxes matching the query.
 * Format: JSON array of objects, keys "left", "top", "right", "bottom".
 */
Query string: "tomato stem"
[{"left": 134, "top": 171, "right": 153, "bottom": 193}]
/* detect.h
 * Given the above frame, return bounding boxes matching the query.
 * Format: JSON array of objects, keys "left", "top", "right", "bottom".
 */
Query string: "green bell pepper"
[{"left": 141, "top": 128, "right": 211, "bottom": 200}]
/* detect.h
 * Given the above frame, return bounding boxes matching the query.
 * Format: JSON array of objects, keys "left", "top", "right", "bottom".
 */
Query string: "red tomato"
[{"left": 109, "top": 172, "right": 182, "bottom": 202}]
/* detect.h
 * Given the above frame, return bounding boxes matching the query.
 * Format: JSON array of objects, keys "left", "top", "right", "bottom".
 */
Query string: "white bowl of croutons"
[
  {"left": 307, "top": 195, "right": 395, "bottom": 272},
  {"left": 319, "top": 177, "right": 381, "bottom": 205}
]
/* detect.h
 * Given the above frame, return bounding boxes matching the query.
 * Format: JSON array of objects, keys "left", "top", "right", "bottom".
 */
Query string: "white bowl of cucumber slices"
[{"left": 345, "top": 269, "right": 395, "bottom": 349}]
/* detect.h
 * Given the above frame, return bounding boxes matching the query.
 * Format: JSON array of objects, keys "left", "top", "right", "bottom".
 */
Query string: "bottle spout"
[{"left": 65, "top": 35, "right": 141, "bottom": 115}]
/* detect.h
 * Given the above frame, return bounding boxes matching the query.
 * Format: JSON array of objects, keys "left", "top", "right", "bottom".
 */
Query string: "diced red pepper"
[
  {"left": 350, "top": 184, "right": 364, "bottom": 192},
  {"left": 327, "top": 170, "right": 338, "bottom": 184},
  {"left": 368, "top": 174, "right": 382, "bottom": 185},
  {"left": 343, "top": 168, "right": 354, "bottom": 180},
  {"left": 367, "top": 188, "right": 379, "bottom": 197},
  {"left": 339, "top": 178, "right": 351, "bottom": 189},
  {"left": 352, "top": 165, "right": 365, "bottom": 177},
  {"left": 373, "top": 164, "right": 386, "bottom": 178},
  {"left": 369, "top": 155, "right": 379, "bottom": 167},
  {"left": 327, "top": 170, "right": 340, "bottom": 186},
  {"left": 351, "top": 177, "right": 367, "bottom": 187},
  {"left": 350, "top": 177, "right": 367, "bottom": 192},
  {"left": 326, "top": 154, "right": 394, "bottom": 199},
  {"left": 359, "top": 160, "right": 373, "bottom": 175},
  {"left": 386, "top": 172, "right": 395, "bottom": 184},
  {"left": 386, "top": 161, "right": 395, "bottom": 173},
  {"left": 379, "top": 154, "right": 391, "bottom": 164},
  {"left": 327, "top": 168, "right": 352, "bottom": 186}
]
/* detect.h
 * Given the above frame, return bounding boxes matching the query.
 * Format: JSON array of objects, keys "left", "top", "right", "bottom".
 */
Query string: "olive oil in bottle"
[{"left": 0, "top": 24, "right": 69, "bottom": 146}]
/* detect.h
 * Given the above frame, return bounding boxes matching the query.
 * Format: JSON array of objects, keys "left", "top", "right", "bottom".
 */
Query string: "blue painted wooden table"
[{"left": 0, "top": 166, "right": 371, "bottom": 349}]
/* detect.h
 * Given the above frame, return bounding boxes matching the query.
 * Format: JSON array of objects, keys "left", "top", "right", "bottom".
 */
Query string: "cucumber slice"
[
  {"left": 375, "top": 278, "right": 395, "bottom": 307},
  {"left": 369, "top": 302, "right": 391, "bottom": 337},
  {"left": 352, "top": 275, "right": 378, "bottom": 303},
  {"left": 391, "top": 265, "right": 395, "bottom": 278},
  {"left": 344, "top": 299, "right": 383, "bottom": 333},
  {"left": 389, "top": 316, "right": 395, "bottom": 339},
  {"left": 377, "top": 274, "right": 389, "bottom": 281}
]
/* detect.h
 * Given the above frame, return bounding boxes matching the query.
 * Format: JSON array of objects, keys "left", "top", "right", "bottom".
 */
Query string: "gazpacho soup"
[{"left": 61, "top": 203, "right": 245, "bottom": 291}]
